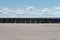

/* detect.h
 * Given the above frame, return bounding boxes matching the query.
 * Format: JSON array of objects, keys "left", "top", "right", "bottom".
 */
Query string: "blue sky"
[
  {"left": 0, "top": 0, "right": 60, "bottom": 18},
  {"left": 0, "top": 0, "right": 60, "bottom": 8}
]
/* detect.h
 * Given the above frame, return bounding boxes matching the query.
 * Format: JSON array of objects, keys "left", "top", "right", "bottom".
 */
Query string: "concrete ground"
[{"left": 0, "top": 23, "right": 60, "bottom": 40}]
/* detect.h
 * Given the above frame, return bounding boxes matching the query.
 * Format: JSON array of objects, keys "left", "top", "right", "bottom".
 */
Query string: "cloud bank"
[{"left": 0, "top": 6, "right": 60, "bottom": 18}]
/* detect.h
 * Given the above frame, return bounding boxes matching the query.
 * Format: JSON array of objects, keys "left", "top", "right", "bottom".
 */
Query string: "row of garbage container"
[{"left": 0, "top": 18, "right": 60, "bottom": 23}]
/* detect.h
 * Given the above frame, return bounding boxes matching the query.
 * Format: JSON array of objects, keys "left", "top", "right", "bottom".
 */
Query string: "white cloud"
[
  {"left": 54, "top": 7, "right": 60, "bottom": 10},
  {"left": 25, "top": 6, "right": 38, "bottom": 14},
  {"left": 26, "top": 6, "right": 35, "bottom": 10},
  {"left": 2, "top": 8, "right": 12, "bottom": 14},
  {"left": 41, "top": 8, "right": 49, "bottom": 14},
  {"left": 0, "top": 6, "right": 60, "bottom": 18},
  {"left": 15, "top": 9, "right": 25, "bottom": 14}
]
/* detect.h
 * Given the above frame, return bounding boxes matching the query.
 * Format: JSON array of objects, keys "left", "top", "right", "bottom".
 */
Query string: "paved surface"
[{"left": 0, "top": 23, "right": 60, "bottom": 40}]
